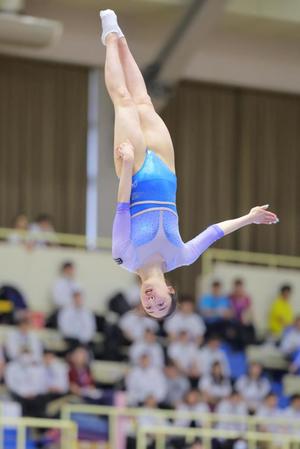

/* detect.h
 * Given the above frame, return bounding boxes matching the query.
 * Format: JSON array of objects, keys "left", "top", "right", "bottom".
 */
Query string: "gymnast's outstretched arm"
[{"left": 182, "top": 205, "right": 279, "bottom": 265}]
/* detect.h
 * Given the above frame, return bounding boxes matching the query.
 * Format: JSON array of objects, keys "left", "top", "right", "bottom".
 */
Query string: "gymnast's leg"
[
  {"left": 118, "top": 37, "right": 175, "bottom": 172},
  {"left": 101, "top": 13, "right": 146, "bottom": 176}
]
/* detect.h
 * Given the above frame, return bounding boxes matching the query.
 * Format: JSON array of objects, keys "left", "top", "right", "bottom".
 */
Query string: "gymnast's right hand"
[{"left": 117, "top": 140, "right": 134, "bottom": 164}]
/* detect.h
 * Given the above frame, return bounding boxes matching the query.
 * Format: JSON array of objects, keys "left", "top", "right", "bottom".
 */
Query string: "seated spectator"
[
  {"left": 29, "top": 213, "right": 57, "bottom": 246},
  {"left": 126, "top": 354, "right": 167, "bottom": 406},
  {"left": 228, "top": 279, "right": 256, "bottom": 346},
  {"left": 5, "top": 316, "right": 43, "bottom": 361},
  {"left": 41, "top": 350, "right": 69, "bottom": 398},
  {"left": 164, "top": 362, "right": 190, "bottom": 408},
  {"left": 129, "top": 329, "right": 164, "bottom": 368},
  {"left": 7, "top": 213, "right": 28, "bottom": 245},
  {"left": 256, "top": 393, "right": 281, "bottom": 432},
  {"left": 175, "top": 390, "right": 210, "bottom": 427},
  {"left": 284, "top": 394, "right": 300, "bottom": 435},
  {"left": 198, "top": 361, "right": 232, "bottom": 407},
  {"left": 280, "top": 316, "right": 300, "bottom": 358},
  {"left": 164, "top": 295, "right": 206, "bottom": 344},
  {"left": 196, "top": 336, "right": 230, "bottom": 377},
  {"left": 52, "top": 261, "right": 78, "bottom": 309},
  {"left": 198, "top": 281, "right": 232, "bottom": 338},
  {"left": 119, "top": 305, "right": 159, "bottom": 342},
  {"left": 5, "top": 349, "right": 46, "bottom": 417},
  {"left": 167, "top": 330, "right": 198, "bottom": 377},
  {"left": 268, "top": 285, "right": 294, "bottom": 340},
  {"left": 235, "top": 362, "right": 271, "bottom": 412},
  {"left": 58, "top": 289, "right": 96, "bottom": 348},
  {"left": 215, "top": 390, "right": 247, "bottom": 432},
  {"left": 68, "top": 346, "right": 110, "bottom": 404}
]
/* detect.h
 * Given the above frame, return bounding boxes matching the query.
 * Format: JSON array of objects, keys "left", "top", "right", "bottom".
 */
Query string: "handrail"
[
  {"left": 0, "top": 227, "right": 112, "bottom": 250},
  {"left": 62, "top": 404, "right": 300, "bottom": 449},
  {"left": 0, "top": 416, "right": 77, "bottom": 449},
  {"left": 202, "top": 248, "right": 300, "bottom": 276}
]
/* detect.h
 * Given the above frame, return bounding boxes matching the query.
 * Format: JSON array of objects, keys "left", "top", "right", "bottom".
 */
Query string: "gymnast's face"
[{"left": 140, "top": 281, "right": 175, "bottom": 319}]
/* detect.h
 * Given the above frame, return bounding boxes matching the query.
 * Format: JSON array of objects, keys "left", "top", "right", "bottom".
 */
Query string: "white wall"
[
  {"left": 199, "top": 262, "right": 300, "bottom": 332},
  {"left": 0, "top": 243, "right": 133, "bottom": 314}
]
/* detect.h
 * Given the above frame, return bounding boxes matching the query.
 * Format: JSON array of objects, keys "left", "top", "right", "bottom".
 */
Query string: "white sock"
[{"left": 100, "top": 9, "right": 124, "bottom": 45}]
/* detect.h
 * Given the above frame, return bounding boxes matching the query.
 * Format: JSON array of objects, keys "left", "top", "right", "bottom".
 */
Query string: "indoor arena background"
[{"left": 0, "top": 1, "right": 300, "bottom": 449}]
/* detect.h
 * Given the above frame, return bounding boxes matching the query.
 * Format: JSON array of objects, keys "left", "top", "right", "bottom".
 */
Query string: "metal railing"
[
  {"left": 62, "top": 404, "right": 300, "bottom": 449},
  {"left": 202, "top": 248, "right": 300, "bottom": 276},
  {"left": 0, "top": 416, "right": 77, "bottom": 449}
]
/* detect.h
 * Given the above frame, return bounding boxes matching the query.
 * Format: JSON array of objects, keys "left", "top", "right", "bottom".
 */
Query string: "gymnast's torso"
[{"left": 112, "top": 149, "right": 224, "bottom": 273}]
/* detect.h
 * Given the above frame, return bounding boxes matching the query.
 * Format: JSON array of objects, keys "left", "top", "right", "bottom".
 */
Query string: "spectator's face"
[
  {"left": 208, "top": 339, "right": 220, "bottom": 350},
  {"left": 292, "top": 398, "right": 300, "bottom": 411},
  {"left": 165, "top": 365, "right": 178, "bottom": 379},
  {"left": 186, "top": 390, "right": 199, "bottom": 406},
  {"left": 144, "top": 395, "right": 157, "bottom": 408},
  {"left": 212, "top": 363, "right": 223, "bottom": 377},
  {"left": 144, "top": 330, "right": 156, "bottom": 343},
  {"left": 64, "top": 265, "right": 75, "bottom": 278},
  {"left": 15, "top": 215, "right": 28, "bottom": 230},
  {"left": 139, "top": 354, "right": 151, "bottom": 369},
  {"left": 39, "top": 219, "right": 52, "bottom": 231},
  {"left": 181, "top": 301, "right": 194, "bottom": 315},
  {"left": 265, "top": 395, "right": 278, "bottom": 409},
  {"left": 72, "top": 348, "right": 88, "bottom": 367},
  {"left": 282, "top": 288, "right": 291, "bottom": 299},
  {"left": 19, "top": 320, "right": 30, "bottom": 333},
  {"left": 233, "top": 282, "right": 244, "bottom": 296},
  {"left": 212, "top": 284, "right": 221, "bottom": 296},
  {"left": 249, "top": 363, "right": 262, "bottom": 378},
  {"left": 44, "top": 353, "right": 55, "bottom": 365},
  {"left": 73, "top": 292, "right": 83, "bottom": 307}
]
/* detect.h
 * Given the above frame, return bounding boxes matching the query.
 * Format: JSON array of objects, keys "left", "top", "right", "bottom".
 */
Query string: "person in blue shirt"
[{"left": 198, "top": 281, "right": 232, "bottom": 323}]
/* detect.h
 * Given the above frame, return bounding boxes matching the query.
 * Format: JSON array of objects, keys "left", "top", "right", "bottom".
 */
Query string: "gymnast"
[{"left": 99, "top": 10, "right": 279, "bottom": 319}]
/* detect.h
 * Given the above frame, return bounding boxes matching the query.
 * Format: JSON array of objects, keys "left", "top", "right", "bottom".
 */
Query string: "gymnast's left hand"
[
  {"left": 117, "top": 140, "right": 135, "bottom": 164},
  {"left": 248, "top": 205, "right": 279, "bottom": 225}
]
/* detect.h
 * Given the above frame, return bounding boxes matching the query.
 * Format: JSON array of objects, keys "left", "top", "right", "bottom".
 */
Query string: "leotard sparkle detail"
[{"left": 112, "top": 149, "right": 224, "bottom": 273}]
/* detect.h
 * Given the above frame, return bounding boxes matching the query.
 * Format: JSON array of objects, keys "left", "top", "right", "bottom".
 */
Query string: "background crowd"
[{"left": 0, "top": 254, "right": 300, "bottom": 449}]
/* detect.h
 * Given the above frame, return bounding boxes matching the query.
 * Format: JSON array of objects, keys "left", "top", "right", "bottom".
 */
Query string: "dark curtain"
[
  {"left": 0, "top": 55, "right": 88, "bottom": 234},
  {"left": 162, "top": 81, "right": 300, "bottom": 294}
]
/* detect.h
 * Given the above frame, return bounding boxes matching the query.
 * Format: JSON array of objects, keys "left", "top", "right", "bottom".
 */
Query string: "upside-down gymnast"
[{"left": 99, "top": 10, "right": 279, "bottom": 319}]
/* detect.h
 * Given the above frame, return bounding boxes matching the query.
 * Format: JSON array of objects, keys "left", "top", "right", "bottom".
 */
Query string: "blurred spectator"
[
  {"left": 163, "top": 362, "right": 190, "bottom": 408},
  {"left": 29, "top": 213, "right": 57, "bottom": 246},
  {"left": 126, "top": 353, "right": 167, "bottom": 406},
  {"left": 5, "top": 349, "right": 46, "bottom": 417},
  {"left": 174, "top": 390, "right": 210, "bottom": 427},
  {"left": 229, "top": 279, "right": 253, "bottom": 323},
  {"left": 129, "top": 329, "right": 164, "bottom": 368},
  {"left": 0, "top": 346, "right": 5, "bottom": 382},
  {"left": 256, "top": 393, "right": 281, "bottom": 433},
  {"left": 164, "top": 295, "right": 206, "bottom": 343},
  {"left": 167, "top": 330, "right": 198, "bottom": 376},
  {"left": 196, "top": 336, "right": 230, "bottom": 376},
  {"left": 5, "top": 316, "right": 43, "bottom": 361},
  {"left": 52, "top": 261, "right": 78, "bottom": 309},
  {"left": 268, "top": 285, "right": 294, "bottom": 339},
  {"left": 41, "top": 350, "right": 69, "bottom": 397},
  {"left": 198, "top": 361, "right": 232, "bottom": 406},
  {"left": 235, "top": 362, "right": 271, "bottom": 412},
  {"left": 119, "top": 305, "right": 159, "bottom": 342},
  {"left": 216, "top": 390, "right": 247, "bottom": 432},
  {"left": 280, "top": 316, "right": 300, "bottom": 358},
  {"left": 228, "top": 279, "right": 256, "bottom": 346},
  {"left": 7, "top": 213, "right": 28, "bottom": 244},
  {"left": 58, "top": 289, "right": 96, "bottom": 348},
  {"left": 284, "top": 394, "right": 300, "bottom": 435},
  {"left": 68, "top": 346, "right": 109, "bottom": 403}
]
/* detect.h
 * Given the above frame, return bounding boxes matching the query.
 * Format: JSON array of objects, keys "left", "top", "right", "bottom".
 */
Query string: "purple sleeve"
[
  {"left": 182, "top": 224, "right": 224, "bottom": 265},
  {"left": 112, "top": 202, "right": 131, "bottom": 263}
]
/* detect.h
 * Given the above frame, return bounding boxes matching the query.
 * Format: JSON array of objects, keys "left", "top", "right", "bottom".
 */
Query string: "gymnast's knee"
[
  {"left": 134, "top": 94, "right": 153, "bottom": 108},
  {"left": 113, "top": 86, "right": 135, "bottom": 107}
]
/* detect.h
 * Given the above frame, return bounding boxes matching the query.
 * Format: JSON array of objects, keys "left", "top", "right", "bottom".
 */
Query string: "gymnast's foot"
[{"left": 100, "top": 9, "right": 124, "bottom": 45}]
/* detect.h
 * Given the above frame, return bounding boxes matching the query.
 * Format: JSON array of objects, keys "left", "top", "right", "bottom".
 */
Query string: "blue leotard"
[{"left": 112, "top": 149, "right": 224, "bottom": 272}]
